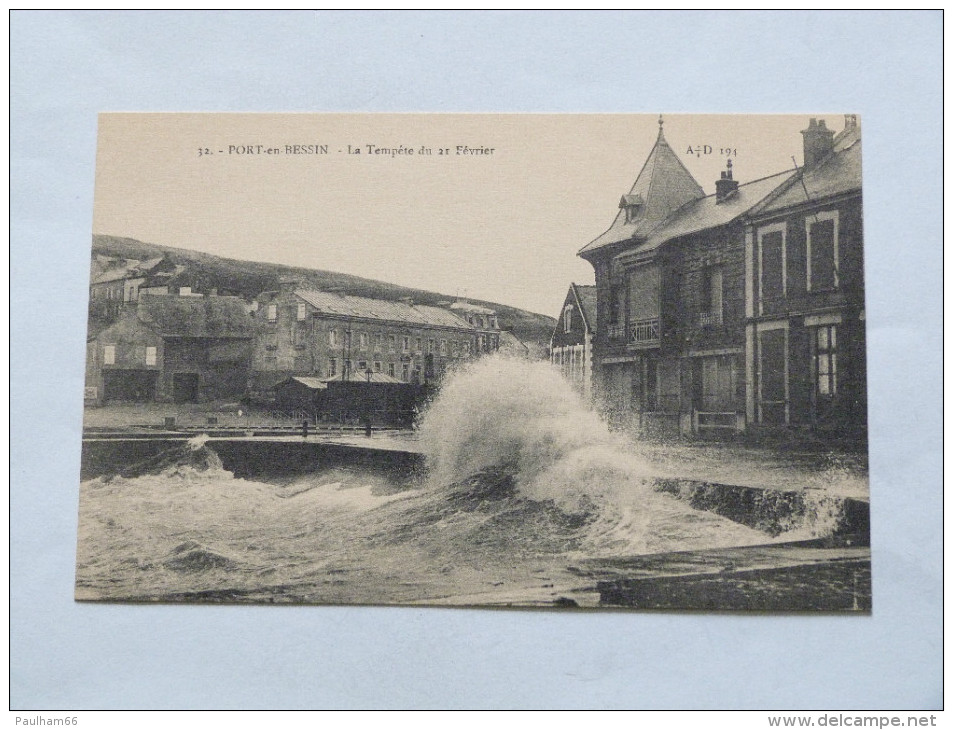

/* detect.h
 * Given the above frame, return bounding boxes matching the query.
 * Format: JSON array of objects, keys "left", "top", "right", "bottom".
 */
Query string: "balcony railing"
[
  {"left": 698, "top": 309, "right": 723, "bottom": 327},
  {"left": 607, "top": 317, "right": 660, "bottom": 346}
]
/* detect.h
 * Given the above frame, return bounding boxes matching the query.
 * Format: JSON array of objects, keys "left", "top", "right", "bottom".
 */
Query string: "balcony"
[
  {"left": 607, "top": 317, "right": 660, "bottom": 347},
  {"left": 698, "top": 310, "right": 723, "bottom": 327}
]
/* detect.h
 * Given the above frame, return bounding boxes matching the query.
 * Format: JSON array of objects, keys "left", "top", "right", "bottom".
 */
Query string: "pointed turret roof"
[{"left": 578, "top": 122, "right": 706, "bottom": 258}]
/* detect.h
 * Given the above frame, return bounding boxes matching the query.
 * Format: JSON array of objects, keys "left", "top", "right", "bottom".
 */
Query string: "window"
[
  {"left": 563, "top": 304, "right": 573, "bottom": 333},
  {"left": 440, "top": 339, "right": 447, "bottom": 356},
  {"left": 428, "top": 339, "right": 436, "bottom": 354},
  {"left": 401, "top": 364, "right": 410, "bottom": 382},
  {"left": 609, "top": 285, "right": 622, "bottom": 325},
  {"left": 757, "top": 326, "right": 788, "bottom": 425},
  {"left": 806, "top": 211, "right": 839, "bottom": 291},
  {"left": 814, "top": 325, "right": 838, "bottom": 397},
  {"left": 358, "top": 360, "right": 368, "bottom": 372},
  {"left": 297, "top": 302, "right": 306, "bottom": 321},
  {"left": 327, "top": 358, "right": 337, "bottom": 378},
  {"left": 388, "top": 335, "right": 396, "bottom": 353},
  {"left": 344, "top": 360, "right": 352, "bottom": 378},
  {"left": 700, "top": 266, "right": 723, "bottom": 325},
  {"left": 388, "top": 363, "right": 395, "bottom": 377},
  {"left": 359, "top": 332, "right": 368, "bottom": 350},
  {"left": 329, "top": 328, "right": 338, "bottom": 347},
  {"left": 758, "top": 224, "right": 786, "bottom": 312},
  {"left": 374, "top": 361, "right": 382, "bottom": 373},
  {"left": 267, "top": 304, "right": 278, "bottom": 322},
  {"left": 402, "top": 336, "right": 410, "bottom": 353},
  {"left": 415, "top": 337, "right": 422, "bottom": 353},
  {"left": 103, "top": 345, "right": 115, "bottom": 365},
  {"left": 145, "top": 346, "right": 157, "bottom": 366},
  {"left": 374, "top": 334, "right": 382, "bottom": 352},
  {"left": 463, "top": 340, "right": 471, "bottom": 356},
  {"left": 343, "top": 330, "right": 352, "bottom": 348}
]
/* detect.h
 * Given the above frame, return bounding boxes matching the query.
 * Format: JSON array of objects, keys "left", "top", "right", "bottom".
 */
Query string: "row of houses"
[
  {"left": 85, "top": 275, "right": 525, "bottom": 422},
  {"left": 552, "top": 116, "right": 865, "bottom": 441}
]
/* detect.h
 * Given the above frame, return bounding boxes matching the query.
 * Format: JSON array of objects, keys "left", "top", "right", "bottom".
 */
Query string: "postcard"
[{"left": 76, "top": 113, "right": 868, "bottom": 610}]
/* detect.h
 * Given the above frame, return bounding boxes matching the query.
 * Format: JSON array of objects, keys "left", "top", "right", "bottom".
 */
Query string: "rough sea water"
[{"left": 75, "top": 356, "right": 858, "bottom": 607}]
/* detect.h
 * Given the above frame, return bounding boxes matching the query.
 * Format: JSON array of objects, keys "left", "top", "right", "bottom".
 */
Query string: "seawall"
[
  {"left": 81, "top": 437, "right": 869, "bottom": 542},
  {"left": 80, "top": 437, "right": 426, "bottom": 482}
]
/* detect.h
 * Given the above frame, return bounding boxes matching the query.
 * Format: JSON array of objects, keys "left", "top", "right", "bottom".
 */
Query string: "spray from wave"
[
  {"left": 76, "top": 355, "right": 860, "bottom": 604},
  {"left": 416, "top": 356, "right": 777, "bottom": 557},
  {"left": 418, "top": 356, "right": 655, "bottom": 510}
]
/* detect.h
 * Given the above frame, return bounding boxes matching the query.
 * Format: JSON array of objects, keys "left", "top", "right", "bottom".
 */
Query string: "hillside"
[{"left": 91, "top": 235, "right": 557, "bottom": 346}]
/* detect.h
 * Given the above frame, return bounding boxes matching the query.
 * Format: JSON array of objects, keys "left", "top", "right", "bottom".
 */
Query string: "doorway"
[{"left": 172, "top": 372, "right": 200, "bottom": 403}]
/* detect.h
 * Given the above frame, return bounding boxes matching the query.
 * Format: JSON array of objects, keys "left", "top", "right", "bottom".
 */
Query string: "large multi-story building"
[
  {"left": 250, "top": 283, "right": 492, "bottom": 394},
  {"left": 577, "top": 117, "right": 864, "bottom": 440},
  {"left": 743, "top": 117, "right": 864, "bottom": 436}
]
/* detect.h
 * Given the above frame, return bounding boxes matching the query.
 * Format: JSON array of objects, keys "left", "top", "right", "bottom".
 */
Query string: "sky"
[{"left": 92, "top": 113, "right": 847, "bottom": 317}]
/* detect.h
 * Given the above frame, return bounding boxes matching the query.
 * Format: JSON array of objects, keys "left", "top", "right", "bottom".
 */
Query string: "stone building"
[
  {"left": 250, "top": 284, "right": 488, "bottom": 395},
  {"left": 85, "top": 293, "right": 255, "bottom": 404},
  {"left": 577, "top": 117, "right": 862, "bottom": 439},
  {"left": 88, "top": 256, "right": 171, "bottom": 322},
  {"left": 743, "top": 117, "right": 865, "bottom": 437},
  {"left": 449, "top": 300, "right": 502, "bottom": 354}
]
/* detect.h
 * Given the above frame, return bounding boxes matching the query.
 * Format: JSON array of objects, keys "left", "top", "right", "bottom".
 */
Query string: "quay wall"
[{"left": 80, "top": 438, "right": 426, "bottom": 482}]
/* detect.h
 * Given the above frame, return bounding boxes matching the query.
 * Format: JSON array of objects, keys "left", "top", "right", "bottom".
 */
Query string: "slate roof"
[
  {"left": 136, "top": 294, "right": 255, "bottom": 339},
  {"left": 578, "top": 128, "right": 706, "bottom": 257},
  {"left": 294, "top": 290, "right": 474, "bottom": 331},
  {"left": 572, "top": 283, "right": 598, "bottom": 331},
  {"left": 638, "top": 169, "right": 797, "bottom": 253},
  {"left": 750, "top": 126, "right": 861, "bottom": 217},
  {"left": 278, "top": 376, "right": 328, "bottom": 390},
  {"left": 323, "top": 371, "right": 404, "bottom": 384}
]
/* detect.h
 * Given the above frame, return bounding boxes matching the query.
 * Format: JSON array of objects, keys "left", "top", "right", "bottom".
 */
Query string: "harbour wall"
[{"left": 80, "top": 437, "right": 426, "bottom": 482}]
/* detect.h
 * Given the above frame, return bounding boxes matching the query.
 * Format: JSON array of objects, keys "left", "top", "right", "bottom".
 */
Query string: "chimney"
[
  {"left": 715, "top": 159, "right": 739, "bottom": 203},
  {"left": 801, "top": 118, "right": 835, "bottom": 168},
  {"left": 844, "top": 114, "right": 859, "bottom": 132},
  {"left": 277, "top": 277, "right": 300, "bottom": 293}
]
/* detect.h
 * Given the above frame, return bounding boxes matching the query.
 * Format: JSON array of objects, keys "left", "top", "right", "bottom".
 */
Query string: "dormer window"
[{"left": 619, "top": 193, "right": 644, "bottom": 223}]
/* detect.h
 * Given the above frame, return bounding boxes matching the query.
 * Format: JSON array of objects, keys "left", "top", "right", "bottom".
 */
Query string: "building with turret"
[{"left": 577, "top": 116, "right": 863, "bottom": 440}]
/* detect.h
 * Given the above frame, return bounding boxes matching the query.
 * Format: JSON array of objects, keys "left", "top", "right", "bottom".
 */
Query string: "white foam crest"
[{"left": 417, "top": 356, "right": 659, "bottom": 512}]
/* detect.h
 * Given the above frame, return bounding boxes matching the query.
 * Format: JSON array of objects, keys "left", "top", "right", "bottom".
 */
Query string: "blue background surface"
[{"left": 10, "top": 10, "right": 942, "bottom": 709}]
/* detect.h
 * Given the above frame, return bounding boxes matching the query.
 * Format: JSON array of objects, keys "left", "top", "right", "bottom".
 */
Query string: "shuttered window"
[
  {"left": 760, "top": 230, "right": 784, "bottom": 302},
  {"left": 807, "top": 212, "right": 839, "bottom": 291}
]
